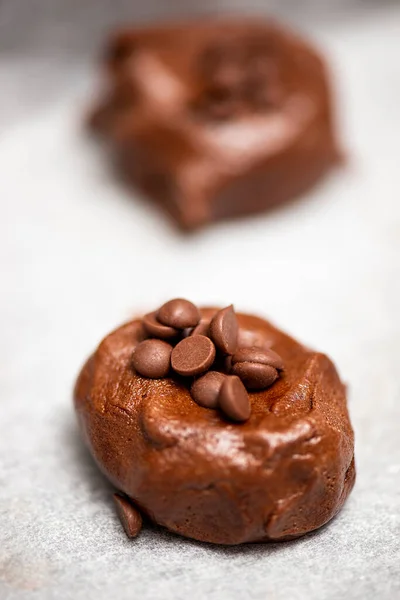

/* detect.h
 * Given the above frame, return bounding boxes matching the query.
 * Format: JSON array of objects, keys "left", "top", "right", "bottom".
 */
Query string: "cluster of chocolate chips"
[
  {"left": 132, "top": 299, "right": 284, "bottom": 422},
  {"left": 192, "top": 36, "right": 282, "bottom": 121}
]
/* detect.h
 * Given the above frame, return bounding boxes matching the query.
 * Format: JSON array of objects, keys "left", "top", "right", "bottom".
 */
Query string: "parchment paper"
[{"left": 1, "top": 3, "right": 399, "bottom": 599}]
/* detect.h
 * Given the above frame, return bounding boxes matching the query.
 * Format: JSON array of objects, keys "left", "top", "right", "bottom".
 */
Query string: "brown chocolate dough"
[
  {"left": 88, "top": 17, "right": 341, "bottom": 230},
  {"left": 74, "top": 308, "right": 355, "bottom": 545}
]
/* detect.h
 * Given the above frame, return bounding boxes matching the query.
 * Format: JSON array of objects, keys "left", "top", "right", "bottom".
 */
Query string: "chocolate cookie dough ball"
[
  {"left": 74, "top": 301, "right": 355, "bottom": 545},
  {"left": 88, "top": 17, "right": 341, "bottom": 230}
]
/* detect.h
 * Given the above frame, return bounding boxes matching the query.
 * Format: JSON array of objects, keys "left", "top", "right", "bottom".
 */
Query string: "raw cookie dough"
[
  {"left": 74, "top": 303, "right": 355, "bottom": 545},
  {"left": 88, "top": 17, "right": 341, "bottom": 230}
]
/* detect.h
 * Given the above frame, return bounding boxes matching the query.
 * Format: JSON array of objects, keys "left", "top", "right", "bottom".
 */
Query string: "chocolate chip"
[
  {"left": 142, "top": 311, "right": 179, "bottom": 340},
  {"left": 190, "top": 318, "right": 211, "bottom": 337},
  {"left": 232, "top": 361, "right": 278, "bottom": 390},
  {"left": 209, "top": 305, "right": 238, "bottom": 355},
  {"left": 231, "top": 345, "right": 282, "bottom": 389},
  {"left": 232, "top": 347, "right": 284, "bottom": 371},
  {"left": 157, "top": 298, "right": 200, "bottom": 329},
  {"left": 202, "top": 86, "right": 241, "bottom": 121},
  {"left": 192, "top": 90, "right": 233, "bottom": 122},
  {"left": 218, "top": 376, "right": 250, "bottom": 422},
  {"left": 132, "top": 339, "right": 172, "bottom": 378},
  {"left": 113, "top": 493, "right": 142, "bottom": 539},
  {"left": 191, "top": 371, "right": 226, "bottom": 408},
  {"left": 199, "top": 42, "right": 243, "bottom": 86},
  {"left": 171, "top": 335, "right": 216, "bottom": 377}
]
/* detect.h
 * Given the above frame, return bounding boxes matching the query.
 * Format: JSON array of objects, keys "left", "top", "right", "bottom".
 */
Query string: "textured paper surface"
[{"left": 1, "top": 5, "right": 400, "bottom": 599}]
